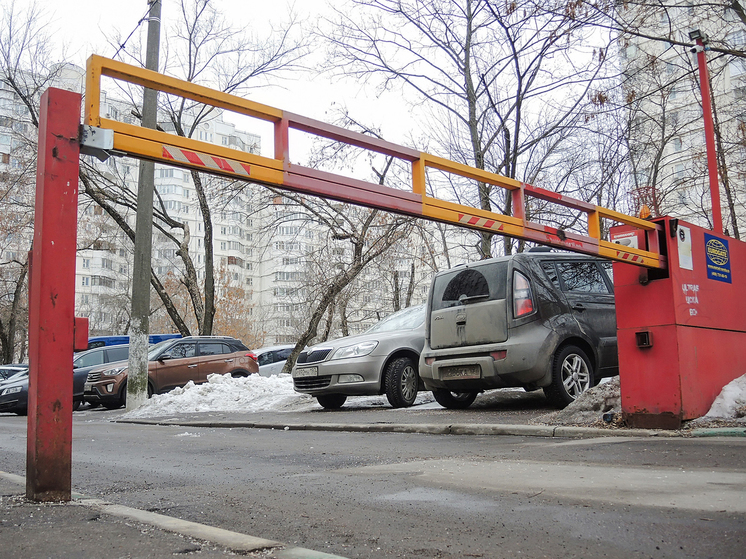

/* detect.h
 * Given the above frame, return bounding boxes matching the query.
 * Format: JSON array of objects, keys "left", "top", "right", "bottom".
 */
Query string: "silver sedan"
[{"left": 291, "top": 305, "right": 425, "bottom": 409}]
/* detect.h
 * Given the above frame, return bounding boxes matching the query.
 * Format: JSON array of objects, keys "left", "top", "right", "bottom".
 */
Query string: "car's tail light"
[
  {"left": 513, "top": 270, "right": 534, "bottom": 317},
  {"left": 246, "top": 352, "right": 258, "bottom": 362},
  {"left": 490, "top": 350, "right": 507, "bottom": 361}
]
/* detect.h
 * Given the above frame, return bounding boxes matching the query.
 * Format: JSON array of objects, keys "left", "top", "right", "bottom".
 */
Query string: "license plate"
[
  {"left": 293, "top": 366, "right": 318, "bottom": 378},
  {"left": 440, "top": 365, "right": 481, "bottom": 380},
  {"left": 84, "top": 382, "right": 92, "bottom": 392}
]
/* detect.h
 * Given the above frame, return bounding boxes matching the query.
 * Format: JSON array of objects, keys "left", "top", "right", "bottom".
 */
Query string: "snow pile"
[
  {"left": 122, "top": 373, "right": 316, "bottom": 418},
  {"left": 699, "top": 373, "right": 746, "bottom": 421},
  {"left": 535, "top": 377, "right": 621, "bottom": 427},
  {"left": 536, "top": 373, "right": 746, "bottom": 428},
  {"left": 121, "top": 372, "right": 435, "bottom": 419}
]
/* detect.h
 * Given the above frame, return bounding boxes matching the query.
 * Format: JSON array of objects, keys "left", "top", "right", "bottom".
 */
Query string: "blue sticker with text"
[{"left": 704, "top": 233, "right": 731, "bottom": 283}]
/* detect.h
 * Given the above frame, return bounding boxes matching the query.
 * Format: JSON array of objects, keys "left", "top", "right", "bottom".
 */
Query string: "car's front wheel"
[
  {"left": 544, "top": 344, "right": 594, "bottom": 408},
  {"left": 103, "top": 382, "right": 127, "bottom": 410},
  {"left": 432, "top": 389, "right": 478, "bottom": 409},
  {"left": 385, "top": 357, "right": 418, "bottom": 408},
  {"left": 316, "top": 394, "right": 347, "bottom": 409}
]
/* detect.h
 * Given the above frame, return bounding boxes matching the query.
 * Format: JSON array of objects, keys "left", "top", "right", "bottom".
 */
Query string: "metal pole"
[
  {"left": 693, "top": 35, "right": 724, "bottom": 235},
  {"left": 27, "top": 88, "right": 81, "bottom": 501},
  {"left": 127, "top": 0, "right": 161, "bottom": 410}
]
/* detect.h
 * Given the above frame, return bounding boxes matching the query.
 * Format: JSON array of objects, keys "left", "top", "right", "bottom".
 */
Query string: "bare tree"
[
  {"left": 0, "top": 0, "right": 63, "bottom": 362},
  {"left": 529, "top": 1, "right": 746, "bottom": 235},
  {"left": 276, "top": 193, "right": 416, "bottom": 373},
  {"left": 322, "top": 0, "right": 612, "bottom": 258},
  {"left": 528, "top": 1, "right": 746, "bottom": 58},
  {"left": 88, "top": 0, "right": 308, "bottom": 335}
]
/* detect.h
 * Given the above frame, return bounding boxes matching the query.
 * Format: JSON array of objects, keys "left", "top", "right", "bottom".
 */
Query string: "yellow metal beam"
[
  {"left": 83, "top": 54, "right": 667, "bottom": 270},
  {"left": 422, "top": 153, "right": 522, "bottom": 191},
  {"left": 86, "top": 55, "right": 283, "bottom": 126},
  {"left": 104, "top": 118, "right": 283, "bottom": 171}
]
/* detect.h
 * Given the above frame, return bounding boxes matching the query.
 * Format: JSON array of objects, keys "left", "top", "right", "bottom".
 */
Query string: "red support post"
[
  {"left": 694, "top": 38, "right": 724, "bottom": 235},
  {"left": 26, "top": 88, "right": 81, "bottom": 501},
  {"left": 274, "top": 117, "right": 289, "bottom": 164}
]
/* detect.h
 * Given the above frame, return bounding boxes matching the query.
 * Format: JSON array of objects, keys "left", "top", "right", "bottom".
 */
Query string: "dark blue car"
[
  {"left": 0, "top": 345, "right": 132, "bottom": 415},
  {"left": 0, "top": 365, "right": 30, "bottom": 415}
]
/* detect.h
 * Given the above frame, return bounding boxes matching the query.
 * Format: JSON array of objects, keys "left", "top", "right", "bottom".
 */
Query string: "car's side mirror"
[{"left": 158, "top": 352, "right": 172, "bottom": 361}]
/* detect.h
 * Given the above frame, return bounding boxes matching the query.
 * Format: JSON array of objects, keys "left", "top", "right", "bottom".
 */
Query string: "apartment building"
[{"left": 620, "top": 3, "right": 745, "bottom": 233}]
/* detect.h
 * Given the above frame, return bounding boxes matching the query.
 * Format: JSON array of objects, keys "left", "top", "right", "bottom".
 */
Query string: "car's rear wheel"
[
  {"left": 316, "top": 394, "right": 347, "bottom": 409},
  {"left": 432, "top": 389, "right": 478, "bottom": 409},
  {"left": 544, "top": 344, "right": 593, "bottom": 408},
  {"left": 385, "top": 357, "right": 419, "bottom": 408}
]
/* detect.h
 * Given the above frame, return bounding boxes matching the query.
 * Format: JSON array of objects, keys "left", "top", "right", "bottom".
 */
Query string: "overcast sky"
[{"left": 26, "top": 0, "right": 418, "bottom": 162}]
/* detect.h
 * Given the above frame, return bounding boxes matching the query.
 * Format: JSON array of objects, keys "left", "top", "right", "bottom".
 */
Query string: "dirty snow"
[
  {"left": 120, "top": 371, "right": 746, "bottom": 427},
  {"left": 121, "top": 373, "right": 435, "bottom": 419},
  {"left": 701, "top": 374, "right": 746, "bottom": 419},
  {"left": 538, "top": 374, "right": 746, "bottom": 428},
  {"left": 536, "top": 377, "right": 622, "bottom": 427}
]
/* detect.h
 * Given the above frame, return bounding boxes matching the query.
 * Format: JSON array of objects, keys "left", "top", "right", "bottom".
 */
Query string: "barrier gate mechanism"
[
  {"left": 611, "top": 219, "right": 746, "bottom": 429},
  {"left": 24, "top": 55, "right": 737, "bottom": 500}
]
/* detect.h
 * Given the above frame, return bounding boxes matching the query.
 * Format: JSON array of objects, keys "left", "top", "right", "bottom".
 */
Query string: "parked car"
[
  {"left": 84, "top": 336, "right": 258, "bottom": 409},
  {"left": 292, "top": 304, "right": 426, "bottom": 409},
  {"left": 0, "top": 344, "right": 133, "bottom": 415},
  {"left": 0, "top": 365, "right": 29, "bottom": 415},
  {"left": 73, "top": 344, "right": 131, "bottom": 407},
  {"left": 255, "top": 345, "right": 295, "bottom": 377},
  {"left": 419, "top": 250, "right": 617, "bottom": 409}
]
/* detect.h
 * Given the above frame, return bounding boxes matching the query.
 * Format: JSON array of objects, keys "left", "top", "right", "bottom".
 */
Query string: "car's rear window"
[
  {"left": 431, "top": 261, "right": 508, "bottom": 310},
  {"left": 199, "top": 342, "right": 230, "bottom": 356}
]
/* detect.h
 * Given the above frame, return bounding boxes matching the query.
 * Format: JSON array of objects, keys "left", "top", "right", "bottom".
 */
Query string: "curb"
[
  {"left": 689, "top": 427, "right": 746, "bottom": 437},
  {"left": 118, "top": 418, "right": 683, "bottom": 438},
  {"left": 0, "top": 471, "right": 349, "bottom": 559}
]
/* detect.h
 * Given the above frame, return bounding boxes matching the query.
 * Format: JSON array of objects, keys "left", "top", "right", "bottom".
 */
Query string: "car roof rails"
[{"left": 527, "top": 246, "right": 553, "bottom": 252}]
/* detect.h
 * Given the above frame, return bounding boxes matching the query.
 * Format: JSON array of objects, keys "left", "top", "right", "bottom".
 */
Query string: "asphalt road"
[{"left": 1, "top": 407, "right": 745, "bottom": 558}]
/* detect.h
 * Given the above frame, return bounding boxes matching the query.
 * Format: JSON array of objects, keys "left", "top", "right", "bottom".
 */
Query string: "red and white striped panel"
[
  {"left": 162, "top": 145, "right": 251, "bottom": 178},
  {"left": 457, "top": 213, "right": 505, "bottom": 232},
  {"left": 615, "top": 250, "right": 645, "bottom": 264}
]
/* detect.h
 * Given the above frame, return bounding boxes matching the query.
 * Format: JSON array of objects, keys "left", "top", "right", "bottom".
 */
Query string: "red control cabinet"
[{"left": 611, "top": 217, "right": 746, "bottom": 429}]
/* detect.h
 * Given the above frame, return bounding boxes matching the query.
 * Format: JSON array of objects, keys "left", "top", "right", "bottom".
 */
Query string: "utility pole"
[{"left": 127, "top": 0, "right": 161, "bottom": 411}]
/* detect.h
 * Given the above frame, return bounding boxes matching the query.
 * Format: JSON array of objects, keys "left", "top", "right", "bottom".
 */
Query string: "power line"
[{"left": 112, "top": 6, "right": 153, "bottom": 60}]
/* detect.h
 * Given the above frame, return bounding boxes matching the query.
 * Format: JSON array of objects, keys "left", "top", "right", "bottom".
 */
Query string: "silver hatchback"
[
  {"left": 292, "top": 305, "right": 426, "bottom": 409},
  {"left": 419, "top": 251, "right": 617, "bottom": 409}
]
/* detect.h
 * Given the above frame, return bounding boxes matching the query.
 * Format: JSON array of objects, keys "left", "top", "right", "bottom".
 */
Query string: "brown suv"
[{"left": 84, "top": 336, "right": 258, "bottom": 409}]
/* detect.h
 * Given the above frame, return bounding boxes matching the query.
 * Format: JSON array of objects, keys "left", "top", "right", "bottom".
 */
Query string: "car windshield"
[
  {"left": 0, "top": 368, "right": 23, "bottom": 380},
  {"left": 2, "top": 370, "right": 28, "bottom": 383},
  {"left": 365, "top": 305, "right": 425, "bottom": 334}
]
